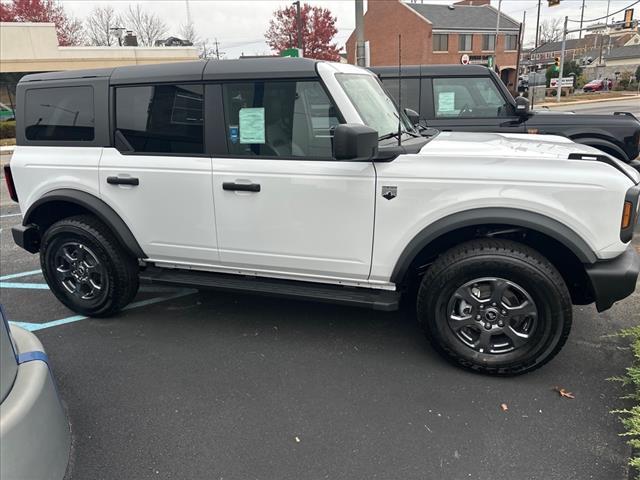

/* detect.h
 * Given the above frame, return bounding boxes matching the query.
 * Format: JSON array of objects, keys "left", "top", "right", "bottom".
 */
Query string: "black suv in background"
[{"left": 371, "top": 65, "right": 640, "bottom": 166}]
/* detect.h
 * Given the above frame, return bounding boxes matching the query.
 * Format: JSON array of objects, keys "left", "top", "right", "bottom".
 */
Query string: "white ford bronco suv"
[{"left": 6, "top": 58, "right": 640, "bottom": 375}]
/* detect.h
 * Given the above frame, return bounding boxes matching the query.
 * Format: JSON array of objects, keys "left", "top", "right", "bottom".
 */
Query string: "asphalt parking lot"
[{"left": 1, "top": 168, "right": 638, "bottom": 480}]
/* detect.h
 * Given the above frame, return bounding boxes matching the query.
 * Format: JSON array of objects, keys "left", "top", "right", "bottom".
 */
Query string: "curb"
[{"left": 535, "top": 94, "right": 640, "bottom": 108}]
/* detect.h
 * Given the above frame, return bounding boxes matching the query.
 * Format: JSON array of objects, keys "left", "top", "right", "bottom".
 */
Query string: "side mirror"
[
  {"left": 404, "top": 108, "right": 420, "bottom": 126},
  {"left": 514, "top": 96, "right": 530, "bottom": 116},
  {"left": 333, "top": 124, "right": 378, "bottom": 161}
]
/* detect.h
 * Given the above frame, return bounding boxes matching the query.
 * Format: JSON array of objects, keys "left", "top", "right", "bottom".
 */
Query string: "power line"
[{"left": 567, "top": 0, "right": 639, "bottom": 23}]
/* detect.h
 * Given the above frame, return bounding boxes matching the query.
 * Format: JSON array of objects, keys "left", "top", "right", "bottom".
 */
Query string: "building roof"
[
  {"left": 531, "top": 38, "right": 590, "bottom": 54},
  {"left": 406, "top": 2, "right": 520, "bottom": 32},
  {"left": 583, "top": 44, "right": 640, "bottom": 63},
  {"left": 20, "top": 57, "right": 322, "bottom": 85},
  {"left": 604, "top": 44, "right": 640, "bottom": 60}
]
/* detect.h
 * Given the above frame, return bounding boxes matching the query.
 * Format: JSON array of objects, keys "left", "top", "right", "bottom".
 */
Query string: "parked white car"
[{"left": 5, "top": 59, "right": 639, "bottom": 375}]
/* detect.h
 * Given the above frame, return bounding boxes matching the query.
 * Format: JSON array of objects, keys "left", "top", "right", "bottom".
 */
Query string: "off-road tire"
[
  {"left": 40, "top": 214, "right": 139, "bottom": 317},
  {"left": 417, "top": 239, "right": 572, "bottom": 376}
]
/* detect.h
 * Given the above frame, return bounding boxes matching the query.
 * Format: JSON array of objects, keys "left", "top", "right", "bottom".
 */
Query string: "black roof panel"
[
  {"left": 20, "top": 67, "right": 115, "bottom": 82},
  {"left": 203, "top": 57, "right": 319, "bottom": 80},
  {"left": 110, "top": 60, "right": 207, "bottom": 85},
  {"left": 370, "top": 64, "right": 491, "bottom": 78},
  {"left": 18, "top": 57, "right": 323, "bottom": 87}
]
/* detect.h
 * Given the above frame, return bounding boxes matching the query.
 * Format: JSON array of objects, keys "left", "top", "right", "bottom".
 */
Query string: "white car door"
[
  {"left": 211, "top": 79, "right": 375, "bottom": 283},
  {"left": 99, "top": 83, "right": 218, "bottom": 265}
]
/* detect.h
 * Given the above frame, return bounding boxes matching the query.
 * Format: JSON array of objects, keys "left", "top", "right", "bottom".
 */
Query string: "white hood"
[{"left": 421, "top": 131, "right": 639, "bottom": 184}]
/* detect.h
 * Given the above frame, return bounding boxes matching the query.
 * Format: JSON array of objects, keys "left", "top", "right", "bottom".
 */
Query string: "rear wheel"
[
  {"left": 40, "top": 215, "right": 139, "bottom": 317},
  {"left": 417, "top": 239, "right": 572, "bottom": 375}
]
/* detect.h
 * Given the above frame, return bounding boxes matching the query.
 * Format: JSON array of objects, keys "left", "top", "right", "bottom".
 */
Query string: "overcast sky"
[{"left": 60, "top": 0, "right": 637, "bottom": 57}]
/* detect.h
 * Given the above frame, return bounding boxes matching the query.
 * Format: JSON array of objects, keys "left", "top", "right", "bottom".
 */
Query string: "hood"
[{"left": 421, "top": 131, "right": 640, "bottom": 184}]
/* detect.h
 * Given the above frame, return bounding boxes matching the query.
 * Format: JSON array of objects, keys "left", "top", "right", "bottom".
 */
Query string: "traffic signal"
[
  {"left": 548, "top": 0, "right": 560, "bottom": 6},
  {"left": 624, "top": 9, "right": 634, "bottom": 29},
  {"left": 554, "top": 57, "right": 560, "bottom": 67}
]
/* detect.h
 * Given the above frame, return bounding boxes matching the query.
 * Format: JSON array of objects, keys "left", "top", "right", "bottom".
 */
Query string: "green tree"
[{"left": 563, "top": 60, "right": 582, "bottom": 78}]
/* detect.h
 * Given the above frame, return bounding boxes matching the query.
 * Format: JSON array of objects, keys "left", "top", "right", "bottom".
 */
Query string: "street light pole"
[
  {"left": 556, "top": 16, "right": 568, "bottom": 102},
  {"left": 355, "top": 0, "right": 365, "bottom": 66},
  {"left": 494, "top": 0, "right": 502, "bottom": 71},
  {"left": 293, "top": 1, "right": 303, "bottom": 51},
  {"left": 534, "top": 0, "right": 541, "bottom": 48},
  {"left": 578, "top": 0, "right": 585, "bottom": 39}
]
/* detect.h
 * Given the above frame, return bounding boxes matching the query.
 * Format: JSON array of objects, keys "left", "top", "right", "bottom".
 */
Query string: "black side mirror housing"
[
  {"left": 514, "top": 96, "right": 530, "bottom": 116},
  {"left": 404, "top": 108, "right": 420, "bottom": 126},
  {"left": 333, "top": 124, "right": 378, "bottom": 161}
]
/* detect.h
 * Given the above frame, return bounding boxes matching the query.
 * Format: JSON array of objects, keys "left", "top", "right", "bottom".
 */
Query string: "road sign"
[
  {"left": 281, "top": 48, "right": 302, "bottom": 58},
  {"left": 461, "top": 54, "right": 470, "bottom": 65},
  {"left": 550, "top": 77, "right": 574, "bottom": 88}
]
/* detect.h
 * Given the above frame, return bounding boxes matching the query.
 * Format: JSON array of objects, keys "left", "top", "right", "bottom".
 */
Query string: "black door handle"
[
  {"left": 107, "top": 176, "right": 139, "bottom": 186},
  {"left": 223, "top": 182, "right": 260, "bottom": 192}
]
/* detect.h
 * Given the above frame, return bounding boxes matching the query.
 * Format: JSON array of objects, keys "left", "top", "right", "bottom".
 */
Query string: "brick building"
[{"left": 345, "top": 0, "right": 521, "bottom": 88}]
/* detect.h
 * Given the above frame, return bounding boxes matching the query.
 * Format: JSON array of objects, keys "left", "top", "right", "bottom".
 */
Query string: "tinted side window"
[
  {"left": 221, "top": 80, "right": 339, "bottom": 158},
  {"left": 25, "top": 86, "right": 94, "bottom": 141},
  {"left": 432, "top": 77, "right": 510, "bottom": 118},
  {"left": 382, "top": 78, "right": 420, "bottom": 114},
  {"left": 116, "top": 84, "right": 204, "bottom": 154}
]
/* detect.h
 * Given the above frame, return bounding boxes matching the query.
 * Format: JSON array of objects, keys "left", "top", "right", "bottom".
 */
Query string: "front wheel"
[
  {"left": 417, "top": 239, "right": 572, "bottom": 376},
  {"left": 40, "top": 215, "right": 139, "bottom": 317}
]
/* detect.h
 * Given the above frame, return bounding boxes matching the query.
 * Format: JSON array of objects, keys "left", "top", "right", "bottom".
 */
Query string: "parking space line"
[
  {"left": 0, "top": 213, "right": 22, "bottom": 218},
  {"left": 0, "top": 269, "right": 42, "bottom": 281},
  {"left": 8, "top": 288, "right": 197, "bottom": 332},
  {"left": 0, "top": 282, "right": 49, "bottom": 289}
]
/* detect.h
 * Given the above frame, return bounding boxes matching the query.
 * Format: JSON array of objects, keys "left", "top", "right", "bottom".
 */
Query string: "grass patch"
[{"left": 612, "top": 326, "right": 640, "bottom": 478}]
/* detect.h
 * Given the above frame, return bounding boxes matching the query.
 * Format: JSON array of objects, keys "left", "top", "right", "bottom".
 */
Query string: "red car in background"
[{"left": 583, "top": 79, "right": 613, "bottom": 92}]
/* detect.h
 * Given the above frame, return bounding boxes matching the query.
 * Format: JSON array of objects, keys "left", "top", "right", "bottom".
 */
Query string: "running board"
[{"left": 139, "top": 268, "right": 400, "bottom": 311}]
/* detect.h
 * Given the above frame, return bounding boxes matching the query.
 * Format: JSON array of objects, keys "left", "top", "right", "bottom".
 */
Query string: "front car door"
[
  {"left": 424, "top": 76, "right": 526, "bottom": 133},
  {"left": 99, "top": 83, "right": 219, "bottom": 265},
  {"left": 209, "top": 78, "right": 376, "bottom": 284}
]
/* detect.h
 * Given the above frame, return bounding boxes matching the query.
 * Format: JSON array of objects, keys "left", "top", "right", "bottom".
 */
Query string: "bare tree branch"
[
  {"left": 85, "top": 6, "right": 121, "bottom": 46},
  {"left": 179, "top": 22, "right": 199, "bottom": 45},
  {"left": 125, "top": 4, "right": 168, "bottom": 47},
  {"left": 539, "top": 18, "right": 563, "bottom": 45}
]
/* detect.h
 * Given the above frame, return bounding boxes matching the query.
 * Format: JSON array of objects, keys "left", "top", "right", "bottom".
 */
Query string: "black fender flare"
[
  {"left": 23, "top": 189, "right": 146, "bottom": 259},
  {"left": 570, "top": 136, "right": 629, "bottom": 162},
  {"left": 390, "top": 207, "right": 597, "bottom": 284}
]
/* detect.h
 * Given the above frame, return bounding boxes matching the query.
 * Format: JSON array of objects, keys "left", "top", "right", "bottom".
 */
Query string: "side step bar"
[{"left": 139, "top": 268, "right": 400, "bottom": 311}]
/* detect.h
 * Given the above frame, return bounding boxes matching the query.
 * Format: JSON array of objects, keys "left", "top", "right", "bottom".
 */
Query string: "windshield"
[{"left": 335, "top": 73, "right": 412, "bottom": 138}]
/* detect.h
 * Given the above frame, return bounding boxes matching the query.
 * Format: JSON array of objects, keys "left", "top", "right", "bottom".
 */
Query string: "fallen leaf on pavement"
[
  {"left": 553, "top": 386, "right": 575, "bottom": 399},
  {"left": 500, "top": 403, "right": 508, "bottom": 412}
]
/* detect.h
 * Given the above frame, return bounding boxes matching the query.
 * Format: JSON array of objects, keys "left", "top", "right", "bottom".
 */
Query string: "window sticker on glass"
[
  {"left": 229, "top": 125, "right": 239, "bottom": 144},
  {"left": 239, "top": 107, "right": 265, "bottom": 144},
  {"left": 438, "top": 92, "right": 456, "bottom": 113}
]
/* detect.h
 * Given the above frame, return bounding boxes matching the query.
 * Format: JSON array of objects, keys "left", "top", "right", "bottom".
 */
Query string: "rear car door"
[
  {"left": 209, "top": 78, "right": 376, "bottom": 282},
  {"left": 100, "top": 83, "right": 219, "bottom": 265},
  {"left": 424, "top": 76, "right": 526, "bottom": 133}
]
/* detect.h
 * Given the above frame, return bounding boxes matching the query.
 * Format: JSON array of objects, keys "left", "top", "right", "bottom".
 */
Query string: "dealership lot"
[{"left": 1, "top": 178, "right": 639, "bottom": 480}]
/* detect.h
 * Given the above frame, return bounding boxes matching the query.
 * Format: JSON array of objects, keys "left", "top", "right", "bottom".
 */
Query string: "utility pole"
[
  {"left": 494, "top": 0, "right": 502, "bottom": 71},
  {"left": 515, "top": 11, "right": 525, "bottom": 92},
  {"left": 293, "top": 1, "right": 303, "bottom": 51},
  {"left": 556, "top": 16, "right": 568, "bottom": 102},
  {"left": 355, "top": 0, "right": 365, "bottom": 66},
  {"left": 213, "top": 38, "right": 223, "bottom": 60},
  {"left": 578, "top": 0, "right": 585, "bottom": 39},
  {"left": 534, "top": 0, "right": 541, "bottom": 48}
]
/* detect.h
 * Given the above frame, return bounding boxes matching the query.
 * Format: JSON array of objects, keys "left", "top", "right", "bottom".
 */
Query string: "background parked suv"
[{"left": 372, "top": 65, "right": 640, "bottom": 166}]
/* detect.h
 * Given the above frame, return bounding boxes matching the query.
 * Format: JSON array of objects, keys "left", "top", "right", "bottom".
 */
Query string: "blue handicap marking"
[
  {"left": 7, "top": 288, "right": 197, "bottom": 332},
  {"left": 0, "top": 269, "right": 42, "bottom": 281}
]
